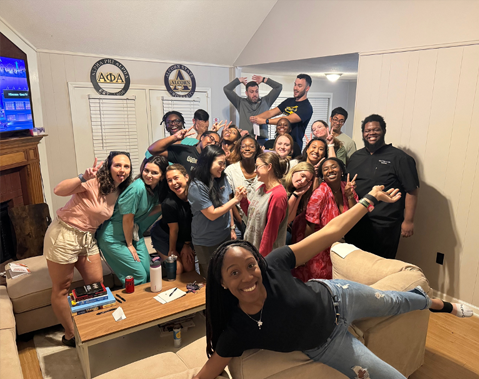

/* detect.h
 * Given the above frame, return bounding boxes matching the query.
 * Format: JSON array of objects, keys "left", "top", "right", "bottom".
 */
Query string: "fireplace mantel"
[{"left": 0, "top": 135, "right": 46, "bottom": 205}]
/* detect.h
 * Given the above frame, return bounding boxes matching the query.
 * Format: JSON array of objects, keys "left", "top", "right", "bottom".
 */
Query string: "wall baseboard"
[{"left": 431, "top": 289, "right": 479, "bottom": 318}]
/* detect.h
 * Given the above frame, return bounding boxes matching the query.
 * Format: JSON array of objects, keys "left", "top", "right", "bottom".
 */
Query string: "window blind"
[
  {"left": 162, "top": 97, "right": 201, "bottom": 132},
  {"left": 88, "top": 97, "right": 141, "bottom": 172}
]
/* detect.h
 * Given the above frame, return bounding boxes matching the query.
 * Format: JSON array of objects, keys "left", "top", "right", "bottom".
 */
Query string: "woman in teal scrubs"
[{"left": 97, "top": 156, "right": 169, "bottom": 286}]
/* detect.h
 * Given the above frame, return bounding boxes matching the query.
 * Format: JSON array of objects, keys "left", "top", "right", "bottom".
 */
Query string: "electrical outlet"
[{"left": 436, "top": 252, "right": 444, "bottom": 265}]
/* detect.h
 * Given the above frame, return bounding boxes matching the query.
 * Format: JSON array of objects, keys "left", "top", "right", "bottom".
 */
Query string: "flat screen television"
[{"left": 0, "top": 56, "right": 34, "bottom": 133}]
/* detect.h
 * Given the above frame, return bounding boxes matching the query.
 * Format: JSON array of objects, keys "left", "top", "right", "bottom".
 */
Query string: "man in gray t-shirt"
[
  {"left": 330, "top": 106, "right": 356, "bottom": 163},
  {"left": 223, "top": 75, "right": 282, "bottom": 145}
]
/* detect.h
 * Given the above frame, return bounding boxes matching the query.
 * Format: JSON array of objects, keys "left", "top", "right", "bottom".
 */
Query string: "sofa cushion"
[
  {"left": 176, "top": 336, "right": 209, "bottom": 369},
  {"left": 0, "top": 329, "right": 24, "bottom": 379},
  {"left": 6, "top": 255, "right": 113, "bottom": 314},
  {"left": 331, "top": 243, "right": 427, "bottom": 288},
  {"left": 0, "top": 285, "right": 15, "bottom": 330}
]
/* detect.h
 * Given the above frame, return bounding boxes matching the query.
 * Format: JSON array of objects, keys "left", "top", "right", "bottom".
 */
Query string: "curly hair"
[
  {"left": 229, "top": 135, "right": 263, "bottom": 164},
  {"left": 96, "top": 151, "right": 133, "bottom": 196},
  {"left": 135, "top": 155, "right": 169, "bottom": 202},
  {"left": 206, "top": 240, "right": 268, "bottom": 358}
]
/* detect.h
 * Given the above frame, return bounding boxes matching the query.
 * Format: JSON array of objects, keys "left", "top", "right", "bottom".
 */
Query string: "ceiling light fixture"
[{"left": 325, "top": 73, "right": 342, "bottom": 82}]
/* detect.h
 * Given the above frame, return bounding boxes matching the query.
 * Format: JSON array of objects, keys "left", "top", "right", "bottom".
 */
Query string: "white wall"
[
  {"left": 0, "top": 18, "right": 53, "bottom": 212},
  {"left": 37, "top": 52, "right": 232, "bottom": 211},
  {"left": 236, "top": 1, "right": 479, "bottom": 66},
  {"left": 354, "top": 44, "right": 479, "bottom": 308},
  {"left": 241, "top": 72, "right": 357, "bottom": 137}
]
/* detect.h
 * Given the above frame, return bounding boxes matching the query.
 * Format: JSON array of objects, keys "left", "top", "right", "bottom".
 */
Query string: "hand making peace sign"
[
  {"left": 173, "top": 126, "right": 196, "bottom": 141},
  {"left": 344, "top": 173, "right": 357, "bottom": 199},
  {"left": 83, "top": 158, "right": 103, "bottom": 181}
]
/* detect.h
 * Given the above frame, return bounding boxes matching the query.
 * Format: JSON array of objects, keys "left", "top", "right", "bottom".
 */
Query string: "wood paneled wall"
[{"left": 354, "top": 44, "right": 479, "bottom": 307}]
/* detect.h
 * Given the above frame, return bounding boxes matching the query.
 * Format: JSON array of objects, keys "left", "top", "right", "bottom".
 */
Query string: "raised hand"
[
  {"left": 313, "top": 158, "right": 325, "bottom": 176},
  {"left": 83, "top": 158, "right": 103, "bottom": 180},
  {"left": 305, "top": 133, "right": 313, "bottom": 144},
  {"left": 174, "top": 126, "right": 195, "bottom": 141},
  {"left": 234, "top": 186, "right": 247, "bottom": 202},
  {"left": 252, "top": 75, "right": 263, "bottom": 84},
  {"left": 344, "top": 173, "right": 357, "bottom": 199},
  {"left": 369, "top": 186, "right": 401, "bottom": 203},
  {"left": 212, "top": 120, "right": 227, "bottom": 132},
  {"left": 238, "top": 128, "right": 249, "bottom": 137},
  {"left": 326, "top": 129, "right": 335, "bottom": 145},
  {"left": 239, "top": 77, "right": 248, "bottom": 86}
]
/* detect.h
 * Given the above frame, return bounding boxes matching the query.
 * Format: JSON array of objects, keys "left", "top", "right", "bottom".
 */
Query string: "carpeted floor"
[{"left": 33, "top": 312, "right": 206, "bottom": 379}]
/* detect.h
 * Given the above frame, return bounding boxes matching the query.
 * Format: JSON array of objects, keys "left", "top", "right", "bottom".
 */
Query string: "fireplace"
[{"left": 0, "top": 135, "right": 45, "bottom": 263}]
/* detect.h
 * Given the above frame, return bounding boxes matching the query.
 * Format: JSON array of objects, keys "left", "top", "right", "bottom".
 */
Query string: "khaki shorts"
[{"left": 44, "top": 218, "right": 100, "bottom": 264}]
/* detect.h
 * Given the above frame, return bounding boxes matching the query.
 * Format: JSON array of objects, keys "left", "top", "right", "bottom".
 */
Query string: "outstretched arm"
[
  {"left": 250, "top": 110, "right": 301, "bottom": 126},
  {"left": 193, "top": 353, "right": 231, "bottom": 379},
  {"left": 291, "top": 186, "right": 401, "bottom": 266}
]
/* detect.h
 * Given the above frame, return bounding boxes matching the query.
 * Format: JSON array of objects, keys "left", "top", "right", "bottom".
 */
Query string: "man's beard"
[
  {"left": 363, "top": 134, "right": 386, "bottom": 153},
  {"left": 294, "top": 88, "right": 306, "bottom": 99}
]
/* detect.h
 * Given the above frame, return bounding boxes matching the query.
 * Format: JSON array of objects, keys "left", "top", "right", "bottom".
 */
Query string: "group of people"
[{"left": 43, "top": 73, "right": 472, "bottom": 378}]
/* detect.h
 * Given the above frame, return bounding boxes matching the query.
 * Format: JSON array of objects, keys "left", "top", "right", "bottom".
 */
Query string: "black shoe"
[{"left": 62, "top": 335, "right": 76, "bottom": 347}]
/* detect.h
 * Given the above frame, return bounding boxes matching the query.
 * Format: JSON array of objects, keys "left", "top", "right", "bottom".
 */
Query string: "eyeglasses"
[
  {"left": 255, "top": 164, "right": 267, "bottom": 170},
  {"left": 240, "top": 144, "right": 255, "bottom": 150},
  {"left": 165, "top": 119, "right": 183, "bottom": 126},
  {"left": 331, "top": 117, "right": 345, "bottom": 124}
]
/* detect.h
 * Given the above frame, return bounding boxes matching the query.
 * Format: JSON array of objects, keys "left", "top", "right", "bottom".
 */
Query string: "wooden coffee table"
[{"left": 73, "top": 271, "right": 206, "bottom": 379}]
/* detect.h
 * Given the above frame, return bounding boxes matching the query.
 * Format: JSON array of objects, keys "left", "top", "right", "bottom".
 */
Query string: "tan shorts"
[{"left": 44, "top": 218, "right": 100, "bottom": 264}]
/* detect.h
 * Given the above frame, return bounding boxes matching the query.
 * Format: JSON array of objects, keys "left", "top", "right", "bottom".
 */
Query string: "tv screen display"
[{"left": 0, "top": 56, "right": 34, "bottom": 132}]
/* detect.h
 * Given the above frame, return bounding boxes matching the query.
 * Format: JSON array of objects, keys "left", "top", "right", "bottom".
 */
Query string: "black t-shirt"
[
  {"left": 277, "top": 98, "right": 313, "bottom": 149},
  {"left": 264, "top": 137, "right": 302, "bottom": 159},
  {"left": 347, "top": 144, "right": 419, "bottom": 225},
  {"left": 167, "top": 144, "right": 200, "bottom": 174},
  {"left": 159, "top": 193, "right": 192, "bottom": 248},
  {"left": 215, "top": 246, "right": 335, "bottom": 358}
]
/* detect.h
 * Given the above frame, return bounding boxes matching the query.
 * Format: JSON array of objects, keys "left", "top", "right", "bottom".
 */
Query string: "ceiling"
[
  {"left": 241, "top": 53, "right": 359, "bottom": 80},
  {"left": 1, "top": 0, "right": 359, "bottom": 79}
]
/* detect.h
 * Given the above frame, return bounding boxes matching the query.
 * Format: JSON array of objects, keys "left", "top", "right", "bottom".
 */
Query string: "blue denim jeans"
[{"left": 303, "top": 279, "right": 431, "bottom": 379}]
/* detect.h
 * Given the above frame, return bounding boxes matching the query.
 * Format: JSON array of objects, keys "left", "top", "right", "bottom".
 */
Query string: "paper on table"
[
  {"left": 330, "top": 243, "right": 358, "bottom": 259},
  {"left": 112, "top": 307, "right": 126, "bottom": 321},
  {"left": 156, "top": 287, "right": 186, "bottom": 304}
]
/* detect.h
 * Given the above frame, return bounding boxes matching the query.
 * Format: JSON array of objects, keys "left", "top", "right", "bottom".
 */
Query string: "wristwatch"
[
  {"left": 262, "top": 77, "right": 266, "bottom": 83},
  {"left": 266, "top": 118, "right": 270, "bottom": 124},
  {"left": 364, "top": 194, "right": 379, "bottom": 206},
  {"left": 359, "top": 198, "right": 374, "bottom": 212},
  {"left": 78, "top": 174, "right": 87, "bottom": 183},
  {"left": 230, "top": 226, "right": 236, "bottom": 231}
]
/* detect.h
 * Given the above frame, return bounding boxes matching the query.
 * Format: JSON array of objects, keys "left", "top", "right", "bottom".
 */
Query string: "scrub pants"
[
  {"left": 101, "top": 238, "right": 150, "bottom": 286},
  {"left": 303, "top": 279, "right": 431, "bottom": 379}
]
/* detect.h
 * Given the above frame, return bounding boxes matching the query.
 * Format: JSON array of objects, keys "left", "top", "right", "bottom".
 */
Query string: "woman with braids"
[
  {"left": 193, "top": 185, "right": 473, "bottom": 379},
  {"left": 240, "top": 152, "right": 289, "bottom": 257},
  {"left": 97, "top": 156, "right": 169, "bottom": 286},
  {"left": 44, "top": 151, "right": 132, "bottom": 347},
  {"left": 188, "top": 145, "right": 247, "bottom": 277},
  {"left": 150, "top": 164, "right": 195, "bottom": 274}
]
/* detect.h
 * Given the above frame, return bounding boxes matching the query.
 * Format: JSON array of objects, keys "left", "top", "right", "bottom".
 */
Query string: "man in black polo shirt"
[
  {"left": 250, "top": 74, "right": 313, "bottom": 150},
  {"left": 346, "top": 114, "right": 419, "bottom": 259},
  {"left": 148, "top": 127, "right": 220, "bottom": 174}
]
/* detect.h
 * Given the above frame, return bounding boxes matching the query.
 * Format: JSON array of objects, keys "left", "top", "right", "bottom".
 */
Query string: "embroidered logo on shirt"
[
  {"left": 187, "top": 156, "right": 197, "bottom": 164},
  {"left": 379, "top": 160, "right": 391, "bottom": 165}
]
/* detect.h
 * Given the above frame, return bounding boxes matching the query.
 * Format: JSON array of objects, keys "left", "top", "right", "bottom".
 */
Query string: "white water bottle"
[{"left": 150, "top": 261, "right": 163, "bottom": 292}]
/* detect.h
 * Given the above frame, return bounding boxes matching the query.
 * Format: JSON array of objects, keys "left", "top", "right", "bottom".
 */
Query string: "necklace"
[{"left": 244, "top": 308, "right": 264, "bottom": 330}]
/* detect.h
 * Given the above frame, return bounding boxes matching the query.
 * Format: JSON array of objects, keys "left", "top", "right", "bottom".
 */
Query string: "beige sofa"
[
  {"left": 6, "top": 255, "right": 114, "bottom": 335},
  {"left": 0, "top": 285, "right": 24, "bottom": 379}
]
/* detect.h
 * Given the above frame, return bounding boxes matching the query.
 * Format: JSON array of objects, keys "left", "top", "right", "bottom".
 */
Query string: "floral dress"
[{"left": 291, "top": 181, "right": 358, "bottom": 281}]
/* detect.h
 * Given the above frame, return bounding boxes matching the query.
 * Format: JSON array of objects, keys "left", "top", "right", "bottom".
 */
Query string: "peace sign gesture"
[
  {"left": 83, "top": 158, "right": 103, "bottom": 181},
  {"left": 304, "top": 132, "right": 313, "bottom": 144},
  {"left": 212, "top": 120, "right": 230, "bottom": 132},
  {"left": 326, "top": 127, "right": 335, "bottom": 145},
  {"left": 344, "top": 173, "right": 357, "bottom": 199},
  {"left": 173, "top": 126, "right": 195, "bottom": 141}
]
